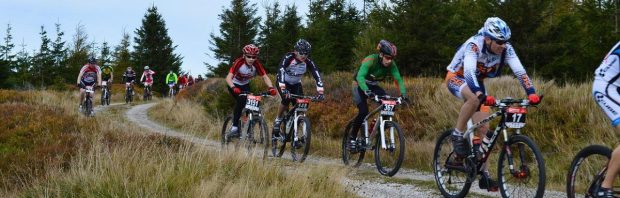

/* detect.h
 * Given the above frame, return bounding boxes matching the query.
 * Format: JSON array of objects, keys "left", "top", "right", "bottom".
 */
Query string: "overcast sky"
[{"left": 0, "top": 0, "right": 364, "bottom": 76}]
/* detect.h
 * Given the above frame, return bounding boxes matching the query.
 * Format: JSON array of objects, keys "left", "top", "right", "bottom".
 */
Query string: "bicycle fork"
[{"left": 501, "top": 129, "right": 528, "bottom": 177}]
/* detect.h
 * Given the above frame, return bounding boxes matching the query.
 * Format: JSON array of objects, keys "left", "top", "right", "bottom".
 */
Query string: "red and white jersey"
[
  {"left": 80, "top": 64, "right": 101, "bottom": 83},
  {"left": 141, "top": 70, "right": 156, "bottom": 83},
  {"left": 228, "top": 57, "right": 266, "bottom": 85}
]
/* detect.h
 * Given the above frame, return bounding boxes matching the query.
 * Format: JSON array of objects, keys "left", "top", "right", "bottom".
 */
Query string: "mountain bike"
[
  {"left": 567, "top": 145, "right": 616, "bottom": 198},
  {"left": 143, "top": 84, "right": 152, "bottom": 101},
  {"left": 168, "top": 83, "right": 176, "bottom": 98},
  {"left": 100, "top": 80, "right": 111, "bottom": 106},
  {"left": 81, "top": 84, "right": 95, "bottom": 117},
  {"left": 272, "top": 94, "right": 322, "bottom": 162},
  {"left": 341, "top": 94, "right": 406, "bottom": 176},
  {"left": 433, "top": 97, "right": 545, "bottom": 198},
  {"left": 221, "top": 91, "right": 271, "bottom": 158},
  {"left": 125, "top": 82, "right": 134, "bottom": 104}
]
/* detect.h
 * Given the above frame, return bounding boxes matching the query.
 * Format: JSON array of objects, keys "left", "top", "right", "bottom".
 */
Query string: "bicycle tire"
[
  {"left": 272, "top": 119, "right": 287, "bottom": 158},
  {"left": 86, "top": 97, "right": 93, "bottom": 117},
  {"left": 221, "top": 115, "right": 233, "bottom": 147},
  {"left": 433, "top": 129, "right": 473, "bottom": 198},
  {"left": 342, "top": 120, "right": 365, "bottom": 167},
  {"left": 247, "top": 117, "right": 270, "bottom": 159},
  {"left": 291, "top": 116, "right": 311, "bottom": 162},
  {"left": 498, "top": 135, "right": 546, "bottom": 198},
  {"left": 374, "top": 120, "right": 405, "bottom": 177},
  {"left": 567, "top": 144, "right": 612, "bottom": 198}
]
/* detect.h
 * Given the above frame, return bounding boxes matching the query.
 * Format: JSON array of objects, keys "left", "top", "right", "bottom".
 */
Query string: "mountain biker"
[
  {"left": 445, "top": 17, "right": 540, "bottom": 191},
  {"left": 76, "top": 57, "right": 102, "bottom": 112},
  {"left": 348, "top": 39, "right": 408, "bottom": 152},
  {"left": 188, "top": 75, "right": 195, "bottom": 86},
  {"left": 166, "top": 70, "right": 178, "bottom": 92},
  {"left": 140, "top": 65, "right": 155, "bottom": 95},
  {"left": 592, "top": 41, "right": 620, "bottom": 198},
  {"left": 123, "top": 67, "right": 136, "bottom": 93},
  {"left": 196, "top": 75, "right": 204, "bottom": 82},
  {"left": 272, "top": 39, "right": 325, "bottom": 141},
  {"left": 225, "top": 44, "right": 277, "bottom": 139},
  {"left": 101, "top": 63, "right": 114, "bottom": 85},
  {"left": 178, "top": 74, "right": 188, "bottom": 89}
]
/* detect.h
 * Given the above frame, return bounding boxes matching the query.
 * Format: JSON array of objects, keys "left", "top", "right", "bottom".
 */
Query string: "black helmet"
[
  {"left": 377, "top": 40, "right": 397, "bottom": 57},
  {"left": 294, "top": 39, "right": 311, "bottom": 55},
  {"left": 88, "top": 57, "right": 97, "bottom": 64}
]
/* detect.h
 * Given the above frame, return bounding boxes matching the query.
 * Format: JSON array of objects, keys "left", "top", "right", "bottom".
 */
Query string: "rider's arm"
[
  {"left": 140, "top": 72, "right": 145, "bottom": 82},
  {"left": 110, "top": 67, "right": 114, "bottom": 82},
  {"left": 225, "top": 73, "right": 235, "bottom": 88},
  {"left": 463, "top": 42, "right": 483, "bottom": 95},
  {"left": 505, "top": 45, "right": 536, "bottom": 95},
  {"left": 277, "top": 54, "right": 293, "bottom": 88},
  {"left": 356, "top": 55, "right": 374, "bottom": 92},
  {"left": 174, "top": 74, "right": 178, "bottom": 83},
  {"left": 389, "top": 62, "right": 407, "bottom": 95},
  {"left": 97, "top": 66, "right": 102, "bottom": 86},
  {"left": 306, "top": 59, "right": 324, "bottom": 88},
  {"left": 255, "top": 61, "right": 273, "bottom": 88},
  {"left": 76, "top": 70, "right": 84, "bottom": 85},
  {"left": 262, "top": 74, "right": 274, "bottom": 88}
]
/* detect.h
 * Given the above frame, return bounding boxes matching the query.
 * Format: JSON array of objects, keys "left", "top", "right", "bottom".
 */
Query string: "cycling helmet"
[
  {"left": 127, "top": 67, "right": 132, "bottom": 70},
  {"left": 482, "top": 17, "right": 511, "bottom": 41},
  {"left": 144, "top": 66, "right": 150, "bottom": 70},
  {"left": 242, "top": 44, "right": 260, "bottom": 55},
  {"left": 377, "top": 40, "right": 397, "bottom": 57},
  {"left": 294, "top": 39, "right": 311, "bottom": 55},
  {"left": 88, "top": 57, "right": 97, "bottom": 64}
]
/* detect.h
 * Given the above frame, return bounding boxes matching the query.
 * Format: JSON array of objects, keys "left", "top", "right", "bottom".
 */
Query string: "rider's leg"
[
  {"left": 455, "top": 86, "right": 480, "bottom": 133},
  {"left": 227, "top": 84, "right": 249, "bottom": 129},
  {"left": 601, "top": 124, "right": 620, "bottom": 189},
  {"left": 350, "top": 84, "right": 386, "bottom": 139}
]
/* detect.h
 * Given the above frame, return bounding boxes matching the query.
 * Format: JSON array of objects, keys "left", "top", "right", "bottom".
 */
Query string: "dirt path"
[{"left": 124, "top": 102, "right": 566, "bottom": 198}]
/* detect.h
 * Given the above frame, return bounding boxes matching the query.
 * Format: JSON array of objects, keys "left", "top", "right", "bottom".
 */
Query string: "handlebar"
[
  {"left": 289, "top": 93, "right": 323, "bottom": 102},
  {"left": 370, "top": 95, "right": 404, "bottom": 105},
  {"left": 492, "top": 95, "right": 544, "bottom": 107},
  {"left": 238, "top": 91, "right": 272, "bottom": 97}
]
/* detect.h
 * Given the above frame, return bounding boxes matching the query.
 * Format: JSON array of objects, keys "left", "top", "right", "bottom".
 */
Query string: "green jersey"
[
  {"left": 355, "top": 54, "right": 406, "bottom": 95},
  {"left": 101, "top": 65, "right": 113, "bottom": 79},
  {"left": 166, "top": 72, "right": 178, "bottom": 84}
]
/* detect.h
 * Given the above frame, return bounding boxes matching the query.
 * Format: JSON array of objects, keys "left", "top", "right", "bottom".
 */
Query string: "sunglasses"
[
  {"left": 245, "top": 55, "right": 257, "bottom": 59},
  {"left": 494, "top": 40, "right": 507, "bottom": 45},
  {"left": 383, "top": 55, "right": 394, "bottom": 60}
]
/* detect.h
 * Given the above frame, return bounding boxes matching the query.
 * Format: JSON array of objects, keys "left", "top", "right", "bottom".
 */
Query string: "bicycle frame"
[
  {"left": 461, "top": 99, "right": 531, "bottom": 174},
  {"left": 360, "top": 96, "right": 402, "bottom": 151},
  {"left": 282, "top": 95, "right": 314, "bottom": 142}
]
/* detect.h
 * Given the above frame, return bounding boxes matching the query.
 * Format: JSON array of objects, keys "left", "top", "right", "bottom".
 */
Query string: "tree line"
[
  {"left": 0, "top": 6, "right": 182, "bottom": 93},
  {"left": 208, "top": 0, "right": 619, "bottom": 83}
]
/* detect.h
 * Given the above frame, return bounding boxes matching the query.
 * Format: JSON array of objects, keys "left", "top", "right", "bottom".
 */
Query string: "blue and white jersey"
[
  {"left": 446, "top": 32, "right": 535, "bottom": 95},
  {"left": 595, "top": 41, "right": 620, "bottom": 86},
  {"left": 277, "top": 52, "right": 323, "bottom": 87}
]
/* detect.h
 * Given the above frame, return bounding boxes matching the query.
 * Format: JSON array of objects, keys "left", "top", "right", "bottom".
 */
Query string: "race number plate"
[
  {"left": 295, "top": 98, "right": 310, "bottom": 111},
  {"left": 245, "top": 95, "right": 262, "bottom": 112},
  {"left": 504, "top": 107, "right": 527, "bottom": 128},
  {"left": 380, "top": 100, "right": 397, "bottom": 116},
  {"left": 85, "top": 86, "right": 94, "bottom": 93}
]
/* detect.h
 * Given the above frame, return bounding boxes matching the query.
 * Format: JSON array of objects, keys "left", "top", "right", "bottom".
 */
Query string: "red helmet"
[{"left": 242, "top": 44, "right": 260, "bottom": 55}]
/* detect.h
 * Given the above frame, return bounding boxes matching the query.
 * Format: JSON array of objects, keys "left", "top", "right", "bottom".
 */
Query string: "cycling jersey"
[
  {"left": 228, "top": 57, "right": 266, "bottom": 85},
  {"left": 166, "top": 72, "right": 178, "bottom": 84},
  {"left": 123, "top": 70, "right": 136, "bottom": 83},
  {"left": 446, "top": 33, "right": 535, "bottom": 95},
  {"left": 101, "top": 65, "right": 113, "bottom": 80},
  {"left": 141, "top": 70, "right": 155, "bottom": 84},
  {"left": 355, "top": 54, "right": 406, "bottom": 95},
  {"left": 593, "top": 41, "right": 620, "bottom": 126},
  {"left": 80, "top": 64, "right": 101, "bottom": 86},
  {"left": 277, "top": 52, "right": 323, "bottom": 87}
]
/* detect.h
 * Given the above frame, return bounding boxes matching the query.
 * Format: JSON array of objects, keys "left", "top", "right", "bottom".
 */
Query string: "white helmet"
[
  {"left": 483, "top": 17, "right": 511, "bottom": 41},
  {"left": 144, "top": 65, "right": 150, "bottom": 70}
]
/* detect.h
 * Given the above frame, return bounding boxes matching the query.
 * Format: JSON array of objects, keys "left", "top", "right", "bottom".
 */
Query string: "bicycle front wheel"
[
  {"left": 272, "top": 120, "right": 287, "bottom": 158},
  {"left": 247, "top": 116, "right": 270, "bottom": 159},
  {"left": 567, "top": 145, "right": 613, "bottom": 198},
  {"left": 433, "top": 129, "right": 473, "bottom": 198},
  {"left": 498, "top": 135, "right": 545, "bottom": 198},
  {"left": 342, "top": 120, "right": 365, "bottom": 167},
  {"left": 374, "top": 120, "right": 404, "bottom": 177},
  {"left": 291, "top": 116, "right": 311, "bottom": 162}
]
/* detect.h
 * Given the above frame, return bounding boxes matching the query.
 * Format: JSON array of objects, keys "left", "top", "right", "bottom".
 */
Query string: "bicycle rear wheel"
[
  {"left": 433, "top": 129, "right": 473, "bottom": 198},
  {"left": 567, "top": 145, "right": 613, "bottom": 198},
  {"left": 374, "top": 120, "right": 404, "bottom": 176},
  {"left": 342, "top": 120, "right": 365, "bottom": 167},
  {"left": 291, "top": 116, "right": 311, "bottom": 162},
  {"left": 498, "top": 135, "right": 545, "bottom": 198},
  {"left": 221, "top": 115, "right": 233, "bottom": 147}
]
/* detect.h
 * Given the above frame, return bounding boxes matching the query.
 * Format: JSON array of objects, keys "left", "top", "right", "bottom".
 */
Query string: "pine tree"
[
  {"left": 132, "top": 5, "right": 183, "bottom": 93},
  {"left": 0, "top": 23, "right": 15, "bottom": 88},
  {"left": 11, "top": 40, "right": 32, "bottom": 88},
  {"left": 113, "top": 31, "right": 132, "bottom": 82},
  {"left": 33, "top": 26, "right": 55, "bottom": 87},
  {"left": 50, "top": 23, "right": 67, "bottom": 83},
  {"left": 65, "top": 24, "right": 91, "bottom": 84},
  {"left": 0, "top": 23, "right": 15, "bottom": 61},
  {"left": 208, "top": 0, "right": 261, "bottom": 77},
  {"left": 99, "top": 41, "right": 111, "bottom": 66}
]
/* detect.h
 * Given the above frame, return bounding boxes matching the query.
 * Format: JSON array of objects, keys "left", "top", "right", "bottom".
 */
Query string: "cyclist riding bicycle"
[
  {"left": 166, "top": 70, "right": 178, "bottom": 89},
  {"left": 272, "top": 39, "right": 325, "bottom": 141},
  {"left": 592, "top": 41, "right": 620, "bottom": 198},
  {"left": 348, "top": 39, "right": 408, "bottom": 152},
  {"left": 445, "top": 17, "right": 540, "bottom": 191},
  {"left": 178, "top": 74, "right": 188, "bottom": 89},
  {"left": 225, "top": 44, "right": 277, "bottom": 139},
  {"left": 76, "top": 57, "right": 102, "bottom": 112},
  {"left": 123, "top": 67, "right": 136, "bottom": 91},
  {"left": 140, "top": 65, "right": 155, "bottom": 90}
]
